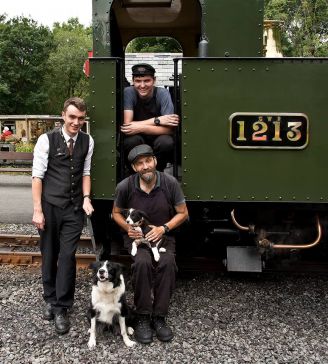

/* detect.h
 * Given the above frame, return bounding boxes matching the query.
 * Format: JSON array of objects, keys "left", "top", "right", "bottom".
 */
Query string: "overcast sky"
[{"left": 0, "top": 0, "right": 92, "bottom": 28}]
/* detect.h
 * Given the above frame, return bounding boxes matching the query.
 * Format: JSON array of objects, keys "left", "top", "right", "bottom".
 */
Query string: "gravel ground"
[{"left": 1, "top": 264, "right": 328, "bottom": 364}]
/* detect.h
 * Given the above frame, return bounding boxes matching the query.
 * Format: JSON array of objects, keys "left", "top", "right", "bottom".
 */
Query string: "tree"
[
  {"left": 126, "top": 37, "right": 182, "bottom": 53},
  {"left": 264, "top": 0, "right": 328, "bottom": 56},
  {"left": 0, "top": 16, "right": 54, "bottom": 114},
  {"left": 44, "top": 18, "right": 92, "bottom": 114}
]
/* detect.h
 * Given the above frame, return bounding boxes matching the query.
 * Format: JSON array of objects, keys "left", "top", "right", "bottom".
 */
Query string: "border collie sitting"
[
  {"left": 125, "top": 208, "right": 166, "bottom": 262},
  {"left": 87, "top": 260, "right": 135, "bottom": 349}
]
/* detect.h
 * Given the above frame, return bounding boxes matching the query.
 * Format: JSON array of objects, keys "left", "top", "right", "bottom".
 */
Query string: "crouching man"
[{"left": 112, "top": 144, "right": 188, "bottom": 343}]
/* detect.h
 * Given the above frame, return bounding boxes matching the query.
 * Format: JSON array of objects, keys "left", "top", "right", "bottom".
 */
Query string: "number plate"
[{"left": 229, "top": 113, "right": 309, "bottom": 149}]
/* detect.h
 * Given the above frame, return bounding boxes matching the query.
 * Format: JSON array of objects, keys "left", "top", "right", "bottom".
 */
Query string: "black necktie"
[{"left": 68, "top": 138, "right": 74, "bottom": 156}]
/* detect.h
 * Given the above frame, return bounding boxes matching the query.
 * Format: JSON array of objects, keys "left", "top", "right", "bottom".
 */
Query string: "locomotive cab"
[{"left": 89, "top": 0, "right": 328, "bottom": 272}]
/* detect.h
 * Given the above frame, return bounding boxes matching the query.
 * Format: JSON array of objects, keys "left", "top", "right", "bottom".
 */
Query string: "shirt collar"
[{"left": 61, "top": 127, "right": 78, "bottom": 143}]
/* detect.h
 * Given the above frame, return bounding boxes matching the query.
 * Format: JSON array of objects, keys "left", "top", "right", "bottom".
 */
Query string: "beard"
[{"left": 139, "top": 169, "right": 156, "bottom": 184}]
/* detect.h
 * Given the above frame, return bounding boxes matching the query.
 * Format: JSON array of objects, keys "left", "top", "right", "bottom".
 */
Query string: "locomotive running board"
[{"left": 226, "top": 246, "right": 262, "bottom": 272}]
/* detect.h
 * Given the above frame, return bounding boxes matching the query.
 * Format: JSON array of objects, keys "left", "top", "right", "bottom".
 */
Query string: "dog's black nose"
[{"left": 98, "top": 269, "right": 105, "bottom": 275}]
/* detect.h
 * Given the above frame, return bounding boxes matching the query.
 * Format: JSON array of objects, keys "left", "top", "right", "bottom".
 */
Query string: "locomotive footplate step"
[{"left": 227, "top": 246, "right": 262, "bottom": 272}]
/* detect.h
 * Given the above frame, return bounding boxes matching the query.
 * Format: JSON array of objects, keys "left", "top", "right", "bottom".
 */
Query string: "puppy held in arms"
[
  {"left": 87, "top": 260, "right": 135, "bottom": 349},
  {"left": 125, "top": 208, "right": 166, "bottom": 262}
]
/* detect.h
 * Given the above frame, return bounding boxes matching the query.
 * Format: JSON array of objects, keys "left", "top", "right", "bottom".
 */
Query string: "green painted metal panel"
[
  {"left": 180, "top": 58, "right": 328, "bottom": 203},
  {"left": 92, "top": 0, "right": 112, "bottom": 56},
  {"left": 89, "top": 58, "right": 118, "bottom": 199},
  {"left": 203, "top": 0, "right": 264, "bottom": 57}
]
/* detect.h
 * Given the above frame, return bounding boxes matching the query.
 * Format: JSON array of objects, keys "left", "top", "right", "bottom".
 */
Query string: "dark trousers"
[
  {"left": 126, "top": 236, "right": 177, "bottom": 316},
  {"left": 123, "top": 134, "right": 174, "bottom": 171},
  {"left": 39, "top": 200, "right": 84, "bottom": 313}
]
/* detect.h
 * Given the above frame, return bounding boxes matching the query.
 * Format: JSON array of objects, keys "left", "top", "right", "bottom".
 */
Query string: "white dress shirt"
[{"left": 32, "top": 127, "right": 94, "bottom": 179}]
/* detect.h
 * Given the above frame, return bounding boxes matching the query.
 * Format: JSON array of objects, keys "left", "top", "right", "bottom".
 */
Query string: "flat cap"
[
  {"left": 132, "top": 63, "right": 155, "bottom": 77},
  {"left": 128, "top": 144, "right": 154, "bottom": 164}
]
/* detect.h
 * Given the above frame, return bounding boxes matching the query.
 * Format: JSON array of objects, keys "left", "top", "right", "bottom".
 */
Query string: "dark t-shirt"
[
  {"left": 114, "top": 172, "right": 185, "bottom": 226},
  {"left": 124, "top": 86, "right": 174, "bottom": 116}
]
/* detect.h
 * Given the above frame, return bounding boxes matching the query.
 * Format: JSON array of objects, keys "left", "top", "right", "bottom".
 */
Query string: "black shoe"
[
  {"left": 134, "top": 314, "right": 153, "bottom": 344},
  {"left": 152, "top": 316, "right": 173, "bottom": 342},
  {"left": 54, "top": 310, "right": 70, "bottom": 335},
  {"left": 43, "top": 303, "right": 54, "bottom": 321}
]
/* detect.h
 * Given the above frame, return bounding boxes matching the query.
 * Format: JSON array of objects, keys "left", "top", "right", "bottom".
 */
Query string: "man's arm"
[
  {"left": 82, "top": 175, "right": 94, "bottom": 216},
  {"left": 32, "top": 177, "right": 45, "bottom": 230},
  {"left": 145, "top": 203, "right": 189, "bottom": 243},
  {"left": 82, "top": 135, "right": 94, "bottom": 216},
  {"left": 122, "top": 110, "right": 179, "bottom": 136}
]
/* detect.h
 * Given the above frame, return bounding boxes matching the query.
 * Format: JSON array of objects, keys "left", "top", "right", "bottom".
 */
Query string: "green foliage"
[
  {"left": 15, "top": 142, "right": 35, "bottom": 152},
  {"left": 126, "top": 37, "right": 182, "bottom": 53},
  {"left": 44, "top": 18, "right": 92, "bottom": 114},
  {"left": 264, "top": 0, "right": 328, "bottom": 56},
  {"left": 0, "top": 16, "right": 54, "bottom": 114}
]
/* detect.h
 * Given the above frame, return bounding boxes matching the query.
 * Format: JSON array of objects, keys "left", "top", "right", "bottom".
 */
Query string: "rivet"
[
  {"left": 265, "top": 196, "right": 269, "bottom": 200},
  {"left": 211, "top": 68, "right": 215, "bottom": 71},
  {"left": 279, "top": 196, "right": 282, "bottom": 200}
]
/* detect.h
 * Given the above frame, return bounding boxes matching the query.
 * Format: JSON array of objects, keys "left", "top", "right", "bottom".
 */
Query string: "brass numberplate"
[{"left": 229, "top": 113, "right": 309, "bottom": 149}]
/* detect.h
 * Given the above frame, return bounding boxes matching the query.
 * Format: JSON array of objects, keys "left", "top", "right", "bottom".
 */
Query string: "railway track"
[
  {"left": 2, "top": 233, "right": 328, "bottom": 273},
  {"left": 0, "top": 233, "right": 224, "bottom": 271},
  {"left": 0, "top": 234, "right": 96, "bottom": 267}
]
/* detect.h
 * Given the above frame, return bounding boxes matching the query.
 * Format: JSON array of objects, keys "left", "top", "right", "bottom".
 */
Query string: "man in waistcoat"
[
  {"left": 112, "top": 144, "right": 188, "bottom": 344},
  {"left": 121, "top": 63, "right": 179, "bottom": 171},
  {"left": 32, "top": 97, "right": 94, "bottom": 335}
]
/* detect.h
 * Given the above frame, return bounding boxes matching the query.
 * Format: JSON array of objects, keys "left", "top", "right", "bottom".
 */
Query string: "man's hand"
[
  {"left": 121, "top": 122, "right": 143, "bottom": 135},
  {"left": 83, "top": 198, "right": 94, "bottom": 216},
  {"left": 157, "top": 114, "right": 179, "bottom": 127},
  {"left": 128, "top": 226, "right": 143, "bottom": 240},
  {"left": 145, "top": 225, "right": 165, "bottom": 242},
  {"left": 32, "top": 210, "right": 45, "bottom": 230}
]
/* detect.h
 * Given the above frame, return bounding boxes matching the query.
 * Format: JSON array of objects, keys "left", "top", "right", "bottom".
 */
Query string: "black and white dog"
[
  {"left": 125, "top": 208, "right": 166, "bottom": 262},
  {"left": 87, "top": 260, "right": 135, "bottom": 349}
]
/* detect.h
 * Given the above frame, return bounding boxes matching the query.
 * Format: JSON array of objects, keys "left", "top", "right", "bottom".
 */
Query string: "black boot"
[
  {"left": 134, "top": 314, "right": 153, "bottom": 344},
  {"left": 152, "top": 316, "right": 173, "bottom": 342},
  {"left": 43, "top": 303, "right": 54, "bottom": 321},
  {"left": 54, "top": 309, "right": 70, "bottom": 335}
]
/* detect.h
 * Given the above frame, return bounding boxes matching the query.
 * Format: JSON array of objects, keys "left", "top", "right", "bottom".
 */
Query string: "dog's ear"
[{"left": 120, "top": 208, "right": 129, "bottom": 218}]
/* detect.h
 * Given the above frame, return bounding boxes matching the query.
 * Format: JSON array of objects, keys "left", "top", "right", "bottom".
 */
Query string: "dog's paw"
[
  {"left": 159, "top": 247, "right": 166, "bottom": 253},
  {"left": 87, "top": 338, "right": 96, "bottom": 349},
  {"left": 127, "top": 327, "right": 134, "bottom": 335},
  {"left": 124, "top": 337, "right": 136, "bottom": 347}
]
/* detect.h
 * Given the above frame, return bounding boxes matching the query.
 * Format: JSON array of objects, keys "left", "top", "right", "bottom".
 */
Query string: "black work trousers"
[
  {"left": 123, "top": 134, "right": 174, "bottom": 171},
  {"left": 126, "top": 236, "right": 177, "bottom": 316},
  {"left": 39, "top": 200, "right": 84, "bottom": 313}
]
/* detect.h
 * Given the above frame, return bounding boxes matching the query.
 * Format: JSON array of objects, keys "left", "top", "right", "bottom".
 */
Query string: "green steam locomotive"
[{"left": 89, "top": 0, "right": 328, "bottom": 272}]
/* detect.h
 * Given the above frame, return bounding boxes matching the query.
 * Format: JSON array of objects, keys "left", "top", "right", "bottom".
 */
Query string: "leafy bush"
[{"left": 15, "top": 142, "right": 35, "bottom": 153}]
